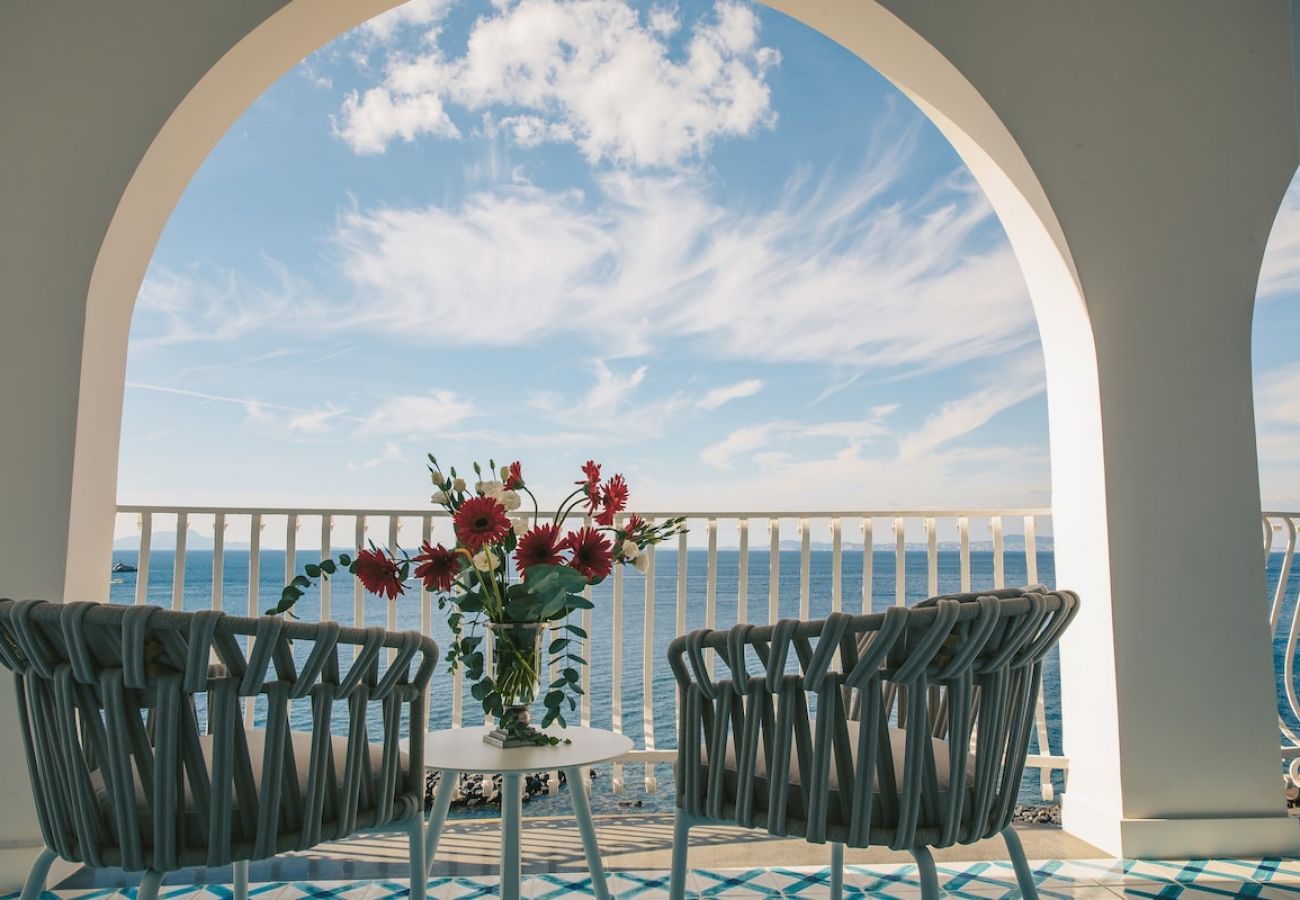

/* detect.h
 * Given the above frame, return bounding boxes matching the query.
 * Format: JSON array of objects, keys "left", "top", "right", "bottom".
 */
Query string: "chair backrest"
[
  {"left": 668, "top": 586, "right": 1078, "bottom": 851},
  {"left": 0, "top": 599, "right": 438, "bottom": 873}
]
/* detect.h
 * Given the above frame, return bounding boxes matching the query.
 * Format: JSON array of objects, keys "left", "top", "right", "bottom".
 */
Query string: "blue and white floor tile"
[{"left": 11, "top": 859, "right": 1300, "bottom": 899}]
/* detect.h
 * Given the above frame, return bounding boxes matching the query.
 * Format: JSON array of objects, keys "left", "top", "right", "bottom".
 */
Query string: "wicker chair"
[
  {"left": 667, "top": 586, "right": 1078, "bottom": 900},
  {"left": 0, "top": 599, "right": 439, "bottom": 900}
]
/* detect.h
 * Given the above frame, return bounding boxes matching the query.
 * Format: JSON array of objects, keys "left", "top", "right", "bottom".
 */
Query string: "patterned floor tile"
[
  {"left": 601, "top": 870, "right": 673, "bottom": 898},
  {"left": 1104, "top": 883, "right": 1297, "bottom": 898}
]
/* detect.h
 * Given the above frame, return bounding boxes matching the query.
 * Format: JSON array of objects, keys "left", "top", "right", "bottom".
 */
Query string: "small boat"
[{"left": 112, "top": 561, "right": 137, "bottom": 573}]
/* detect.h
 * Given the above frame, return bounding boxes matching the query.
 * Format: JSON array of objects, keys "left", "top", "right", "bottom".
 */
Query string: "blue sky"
[{"left": 116, "top": 0, "right": 1300, "bottom": 525}]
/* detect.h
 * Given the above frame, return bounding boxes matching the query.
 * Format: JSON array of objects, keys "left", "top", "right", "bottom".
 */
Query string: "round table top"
[{"left": 403, "top": 726, "right": 634, "bottom": 774}]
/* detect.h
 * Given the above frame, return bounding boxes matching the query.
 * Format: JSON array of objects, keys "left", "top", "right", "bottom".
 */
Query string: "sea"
[{"left": 105, "top": 547, "right": 1299, "bottom": 819}]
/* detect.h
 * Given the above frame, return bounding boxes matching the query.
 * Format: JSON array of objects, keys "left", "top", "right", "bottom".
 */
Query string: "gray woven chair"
[
  {"left": 0, "top": 599, "right": 438, "bottom": 900},
  {"left": 667, "top": 586, "right": 1078, "bottom": 900}
]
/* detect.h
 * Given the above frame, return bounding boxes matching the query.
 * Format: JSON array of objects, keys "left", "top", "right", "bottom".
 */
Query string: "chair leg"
[
  {"left": 136, "top": 870, "right": 163, "bottom": 900},
  {"left": 828, "top": 842, "right": 844, "bottom": 900},
  {"left": 910, "top": 845, "right": 940, "bottom": 900},
  {"left": 19, "top": 847, "right": 56, "bottom": 900},
  {"left": 669, "top": 809, "right": 691, "bottom": 900},
  {"left": 232, "top": 860, "right": 248, "bottom": 900},
  {"left": 407, "top": 816, "right": 427, "bottom": 900},
  {"left": 1001, "top": 826, "right": 1039, "bottom": 899}
]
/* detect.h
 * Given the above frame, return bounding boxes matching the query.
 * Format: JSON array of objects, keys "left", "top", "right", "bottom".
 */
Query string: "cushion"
[
  {"left": 91, "top": 730, "right": 411, "bottom": 833},
  {"left": 694, "top": 724, "right": 976, "bottom": 824}
]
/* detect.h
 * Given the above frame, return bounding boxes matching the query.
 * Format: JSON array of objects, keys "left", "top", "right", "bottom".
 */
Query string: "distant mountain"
[
  {"left": 777, "top": 535, "right": 1053, "bottom": 553},
  {"left": 113, "top": 530, "right": 250, "bottom": 551}
]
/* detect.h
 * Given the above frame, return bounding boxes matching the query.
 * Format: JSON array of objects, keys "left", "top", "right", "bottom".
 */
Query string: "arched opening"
[
  {"left": 6, "top": 0, "right": 1299, "bottom": 876},
  {"left": 111, "top": 0, "right": 1075, "bottom": 816}
]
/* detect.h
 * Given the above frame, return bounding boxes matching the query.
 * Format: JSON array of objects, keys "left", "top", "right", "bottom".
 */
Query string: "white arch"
[{"left": 2, "top": 0, "right": 1296, "bottom": 878}]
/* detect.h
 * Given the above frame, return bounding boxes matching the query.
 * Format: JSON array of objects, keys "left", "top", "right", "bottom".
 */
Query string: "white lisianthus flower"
[
  {"left": 621, "top": 539, "right": 641, "bottom": 561},
  {"left": 472, "top": 548, "right": 499, "bottom": 572},
  {"left": 510, "top": 515, "right": 530, "bottom": 536},
  {"left": 452, "top": 477, "right": 467, "bottom": 493},
  {"left": 497, "top": 489, "right": 522, "bottom": 512},
  {"left": 431, "top": 490, "right": 449, "bottom": 504},
  {"left": 476, "top": 480, "right": 504, "bottom": 497},
  {"left": 633, "top": 552, "right": 650, "bottom": 574},
  {"left": 430, "top": 470, "right": 443, "bottom": 483}
]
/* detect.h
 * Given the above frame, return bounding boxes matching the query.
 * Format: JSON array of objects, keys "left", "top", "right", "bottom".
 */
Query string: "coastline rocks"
[
  {"left": 1011, "top": 804, "right": 1061, "bottom": 826},
  {"left": 424, "top": 768, "right": 599, "bottom": 811}
]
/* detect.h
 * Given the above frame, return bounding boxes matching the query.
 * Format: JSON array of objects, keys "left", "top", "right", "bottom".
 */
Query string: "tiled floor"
[{"left": 14, "top": 858, "right": 1300, "bottom": 898}]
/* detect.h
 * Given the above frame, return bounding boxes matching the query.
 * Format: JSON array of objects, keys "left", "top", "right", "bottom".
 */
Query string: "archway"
[{"left": 2, "top": 1, "right": 1296, "bottom": 880}]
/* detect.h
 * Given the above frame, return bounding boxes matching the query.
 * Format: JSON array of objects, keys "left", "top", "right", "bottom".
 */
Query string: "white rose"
[
  {"left": 498, "top": 489, "right": 522, "bottom": 512},
  {"left": 452, "top": 477, "right": 467, "bottom": 493},
  {"left": 510, "top": 515, "right": 530, "bottom": 537},
  {"left": 472, "top": 548, "right": 499, "bottom": 572},
  {"left": 431, "top": 490, "right": 449, "bottom": 504},
  {"left": 621, "top": 539, "right": 641, "bottom": 560},
  {"left": 633, "top": 552, "right": 650, "bottom": 574}
]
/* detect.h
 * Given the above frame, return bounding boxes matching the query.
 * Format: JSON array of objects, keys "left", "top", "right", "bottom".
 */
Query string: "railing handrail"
[{"left": 117, "top": 503, "right": 1053, "bottom": 519}]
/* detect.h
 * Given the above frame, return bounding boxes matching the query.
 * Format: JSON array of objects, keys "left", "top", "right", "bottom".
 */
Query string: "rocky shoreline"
[
  {"left": 425, "top": 768, "right": 606, "bottom": 810},
  {"left": 424, "top": 771, "right": 1060, "bottom": 825},
  {"left": 1011, "top": 804, "right": 1061, "bottom": 826}
]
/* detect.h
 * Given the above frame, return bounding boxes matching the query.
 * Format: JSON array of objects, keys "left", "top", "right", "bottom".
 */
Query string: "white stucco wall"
[{"left": 0, "top": 0, "right": 1297, "bottom": 884}]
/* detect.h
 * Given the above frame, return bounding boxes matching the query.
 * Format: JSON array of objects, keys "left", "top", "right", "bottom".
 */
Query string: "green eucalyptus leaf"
[{"left": 304, "top": 564, "right": 322, "bottom": 578}]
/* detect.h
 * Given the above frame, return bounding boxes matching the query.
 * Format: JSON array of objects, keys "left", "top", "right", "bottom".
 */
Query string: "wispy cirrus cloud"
[
  {"left": 358, "top": 390, "right": 478, "bottom": 437},
  {"left": 132, "top": 260, "right": 324, "bottom": 348},
  {"left": 336, "top": 0, "right": 779, "bottom": 166},
  {"left": 697, "top": 378, "right": 763, "bottom": 410},
  {"left": 333, "top": 130, "right": 1035, "bottom": 370},
  {"left": 1259, "top": 179, "right": 1300, "bottom": 299}
]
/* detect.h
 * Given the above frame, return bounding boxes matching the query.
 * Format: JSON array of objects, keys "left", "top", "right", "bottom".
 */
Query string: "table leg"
[
  {"left": 501, "top": 773, "right": 523, "bottom": 900},
  {"left": 425, "top": 768, "right": 458, "bottom": 876},
  {"left": 564, "top": 765, "right": 611, "bottom": 900}
]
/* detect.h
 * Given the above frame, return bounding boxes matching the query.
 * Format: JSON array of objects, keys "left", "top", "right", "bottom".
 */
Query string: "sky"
[{"left": 116, "top": 0, "right": 1300, "bottom": 533}]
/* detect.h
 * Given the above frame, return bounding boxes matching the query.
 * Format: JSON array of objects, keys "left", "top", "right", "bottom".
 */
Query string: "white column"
[{"left": 882, "top": 0, "right": 1300, "bottom": 857}]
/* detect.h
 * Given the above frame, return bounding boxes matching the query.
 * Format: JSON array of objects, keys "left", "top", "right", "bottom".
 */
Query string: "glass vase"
[{"left": 483, "top": 620, "right": 546, "bottom": 747}]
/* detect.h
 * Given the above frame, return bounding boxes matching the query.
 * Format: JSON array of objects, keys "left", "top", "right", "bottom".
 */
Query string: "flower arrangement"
[{"left": 274, "top": 455, "right": 685, "bottom": 745}]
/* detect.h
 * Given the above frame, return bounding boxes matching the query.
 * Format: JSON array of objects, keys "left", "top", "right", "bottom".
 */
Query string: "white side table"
[{"left": 414, "top": 725, "right": 633, "bottom": 900}]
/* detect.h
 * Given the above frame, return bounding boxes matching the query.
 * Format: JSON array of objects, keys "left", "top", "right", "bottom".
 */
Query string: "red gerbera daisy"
[
  {"left": 623, "top": 513, "right": 645, "bottom": 536},
  {"left": 355, "top": 547, "right": 404, "bottom": 601},
  {"left": 514, "top": 523, "right": 564, "bottom": 575},
  {"left": 453, "top": 495, "right": 511, "bottom": 552},
  {"left": 596, "top": 473, "right": 629, "bottom": 526},
  {"left": 578, "top": 460, "right": 602, "bottom": 514},
  {"left": 562, "top": 526, "right": 613, "bottom": 583},
  {"left": 503, "top": 460, "right": 524, "bottom": 490},
  {"left": 413, "top": 541, "right": 460, "bottom": 592}
]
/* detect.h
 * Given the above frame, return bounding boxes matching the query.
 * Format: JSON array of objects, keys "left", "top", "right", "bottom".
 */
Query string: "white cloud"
[
  {"left": 361, "top": 0, "right": 455, "bottom": 42},
  {"left": 700, "top": 422, "right": 785, "bottom": 470},
  {"left": 336, "top": 88, "right": 460, "bottom": 154},
  {"left": 332, "top": 134, "right": 1036, "bottom": 370},
  {"left": 697, "top": 378, "right": 762, "bottom": 410},
  {"left": 127, "top": 382, "right": 350, "bottom": 437},
  {"left": 358, "top": 390, "right": 477, "bottom": 436},
  {"left": 338, "top": 0, "right": 779, "bottom": 166},
  {"left": 1256, "top": 362, "right": 1300, "bottom": 427},
  {"left": 348, "top": 441, "right": 406, "bottom": 471},
  {"left": 896, "top": 357, "right": 1045, "bottom": 461},
  {"left": 530, "top": 360, "right": 688, "bottom": 443},
  {"left": 1259, "top": 177, "right": 1300, "bottom": 299},
  {"left": 132, "top": 260, "right": 323, "bottom": 348}
]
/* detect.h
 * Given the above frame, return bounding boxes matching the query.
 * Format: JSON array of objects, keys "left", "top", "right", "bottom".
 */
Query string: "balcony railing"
[
  {"left": 1263, "top": 512, "right": 1300, "bottom": 789},
  {"left": 111, "top": 504, "right": 1065, "bottom": 803}
]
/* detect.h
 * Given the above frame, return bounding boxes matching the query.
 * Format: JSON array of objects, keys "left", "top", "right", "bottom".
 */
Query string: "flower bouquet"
[{"left": 274, "top": 455, "right": 685, "bottom": 746}]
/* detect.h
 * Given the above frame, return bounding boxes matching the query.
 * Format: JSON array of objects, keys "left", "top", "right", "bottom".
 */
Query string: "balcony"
[{"left": 30, "top": 503, "right": 1287, "bottom": 897}]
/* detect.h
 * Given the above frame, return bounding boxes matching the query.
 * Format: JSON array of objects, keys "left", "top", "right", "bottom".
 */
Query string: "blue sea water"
[{"left": 106, "top": 547, "right": 1296, "bottom": 817}]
